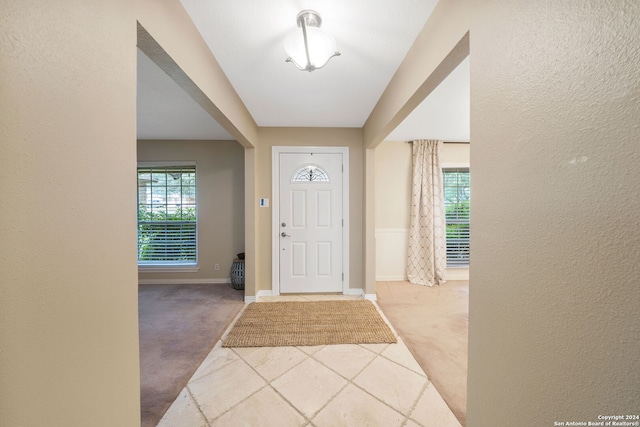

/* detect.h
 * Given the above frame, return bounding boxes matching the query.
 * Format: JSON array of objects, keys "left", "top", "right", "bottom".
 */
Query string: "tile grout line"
[
  {"left": 305, "top": 375, "right": 352, "bottom": 421},
  {"left": 182, "top": 306, "right": 266, "bottom": 426},
  {"left": 202, "top": 382, "right": 273, "bottom": 425},
  {"left": 308, "top": 342, "right": 383, "bottom": 381},
  {"left": 308, "top": 343, "right": 411, "bottom": 423},
  {"left": 185, "top": 384, "right": 210, "bottom": 427},
  {"left": 347, "top": 374, "right": 414, "bottom": 421},
  {"left": 231, "top": 345, "right": 310, "bottom": 385},
  {"left": 229, "top": 346, "right": 313, "bottom": 425},
  {"left": 189, "top": 342, "right": 239, "bottom": 382},
  {"left": 303, "top": 342, "right": 386, "bottom": 420},
  {"left": 264, "top": 383, "right": 313, "bottom": 426},
  {"left": 377, "top": 347, "right": 429, "bottom": 379},
  {"left": 402, "top": 380, "right": 431, "bottom": 427}
]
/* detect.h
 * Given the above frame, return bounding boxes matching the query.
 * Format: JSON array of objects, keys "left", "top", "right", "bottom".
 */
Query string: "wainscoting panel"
[
  {"left": 375, "top": 228, "right": 470, "bottom": 281},
  {"left": 376, "top": 228, "right": 409, "bottom": 281}
]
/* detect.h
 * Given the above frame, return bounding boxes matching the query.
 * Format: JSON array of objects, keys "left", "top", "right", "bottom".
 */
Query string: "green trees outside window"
[
  {"left": 137, "top": 166, "right": 197, "bottom": 263},
  {"left": 443, "top": 168, "right": 470, "bottom": 266}
]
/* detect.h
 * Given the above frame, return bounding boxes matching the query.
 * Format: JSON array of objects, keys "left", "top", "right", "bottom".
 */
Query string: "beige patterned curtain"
[{"left": 407, "top": 139, "right": 447, "bottom": 286}]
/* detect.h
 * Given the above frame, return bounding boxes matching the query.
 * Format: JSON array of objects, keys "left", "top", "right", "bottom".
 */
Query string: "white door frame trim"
[{"left": 272, "top": 146, "right": 350, "bottom": 296}]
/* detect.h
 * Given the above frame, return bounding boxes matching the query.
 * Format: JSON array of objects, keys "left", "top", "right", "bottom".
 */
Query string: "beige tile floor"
[{"left": 157, "top": 295, "right": 461, "bottom": 427}]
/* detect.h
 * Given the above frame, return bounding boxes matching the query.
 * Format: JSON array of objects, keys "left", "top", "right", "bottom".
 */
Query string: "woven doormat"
[{"left": 222, "top": 300, "right": 397, "bottom": 347}]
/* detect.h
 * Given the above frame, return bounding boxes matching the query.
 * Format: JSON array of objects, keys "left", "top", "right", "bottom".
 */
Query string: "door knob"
[{"left": 281, "top": 232, "right": 291, "bottom": 237}]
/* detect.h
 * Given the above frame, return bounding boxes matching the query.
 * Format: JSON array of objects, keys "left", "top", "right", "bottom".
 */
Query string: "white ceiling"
[
  {"left": 136, "top": 0, "right": 469, "bottom": 141},
  {"left": 387, "top": 57, "right": 470, "bottom": 142},
  {"left": 136, "top": 49, "right": 233, "bottom": 140}
]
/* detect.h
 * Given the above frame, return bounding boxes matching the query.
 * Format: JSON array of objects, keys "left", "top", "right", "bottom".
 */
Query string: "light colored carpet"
[
  {"left": 377, "top": 280, "right": 468, "bottom": 426},
  {"left": 223, "top": 300, "right": 397, "bottom": 347}
]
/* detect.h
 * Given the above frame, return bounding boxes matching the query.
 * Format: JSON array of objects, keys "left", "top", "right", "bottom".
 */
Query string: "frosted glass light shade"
[{"left": 284, "top": 26, "right": 339, "bottom": 71}]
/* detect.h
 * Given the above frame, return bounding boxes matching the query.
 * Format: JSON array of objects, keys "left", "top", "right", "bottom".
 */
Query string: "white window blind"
[
  {"left": 137, "top": 166, "right": 197, "bottom": 264},
  {"left": 443, "top": 168, "right": 470, "bottom": 267}
]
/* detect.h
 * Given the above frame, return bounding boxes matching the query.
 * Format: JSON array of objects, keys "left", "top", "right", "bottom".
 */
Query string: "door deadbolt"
[{"left": 281, "top": 222, "right": 287, "bottom": 227}]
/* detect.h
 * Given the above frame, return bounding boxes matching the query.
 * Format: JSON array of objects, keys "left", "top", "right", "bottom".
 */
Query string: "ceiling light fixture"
[{"left": 284, "top": 10, "right": 341, "bottom": 72}]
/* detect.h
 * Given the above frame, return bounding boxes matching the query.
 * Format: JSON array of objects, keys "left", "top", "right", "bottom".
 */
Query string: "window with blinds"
[
  {"left": 137, "top": 166, "right": 197, "bottom": 264},
  {"left": 443, "top": 168, "right": 470, "bottom": 267}
]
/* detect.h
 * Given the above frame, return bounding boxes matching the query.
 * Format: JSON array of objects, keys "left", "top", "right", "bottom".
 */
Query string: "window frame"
[
  {"left": 442, "top": 165, "right": 470, "bottom": 268},
  {"left": 137, "top": 161, "right": 199, "bottom": 272}
]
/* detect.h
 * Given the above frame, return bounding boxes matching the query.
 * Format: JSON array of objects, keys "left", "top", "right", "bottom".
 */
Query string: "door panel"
[
  {"left": 291, "top": 191, "right": 306, "bottom": 228},
  {"left": 279, "top": 152, "right": 343, "bottom": 293},
  {"left": 316, "top": 191, "right": 331, "bottom": 227},
  {"left": 291, "top": 242, "right": 306, "bottom": 277},
  {"left": 316, "top": 241, "right": 332, "bottom": 276}
]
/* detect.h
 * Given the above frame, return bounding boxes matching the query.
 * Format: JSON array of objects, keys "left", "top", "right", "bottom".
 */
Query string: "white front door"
[{"left": 278, "top": 151, "right": 344, "bottom": 293}]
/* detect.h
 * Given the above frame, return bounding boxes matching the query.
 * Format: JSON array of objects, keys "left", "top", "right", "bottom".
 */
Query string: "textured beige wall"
[
  {"left": 467, "top": 1, "right": 640, "bottom": 423},
  {"left": 0, "top": 1, "right": 140, "bottom": 426},
  {"left": 441, "top": 143, "right": 470, "bottom": 166},
  {"left": 243, "top": 148, "right": 258, "bottom": 297},
  {"left": 375, "top": 141, "right": 412, "bottom": 229},
  {"left": 137, "top": 140, "right": 244, "bottom": 282},
  {"left": 254, "top": 128, "right": 364, "bottom": 295},
  {"left": 364, "top": 148, "right": 377, "bottom": 294},
  {"left": 375, "top": 141, "right": 470, "bottom": 229}
]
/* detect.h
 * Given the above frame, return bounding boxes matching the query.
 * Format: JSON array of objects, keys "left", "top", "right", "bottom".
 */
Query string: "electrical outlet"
[{"left": 214, "top": 263, "right": 220, "bottom": 271}]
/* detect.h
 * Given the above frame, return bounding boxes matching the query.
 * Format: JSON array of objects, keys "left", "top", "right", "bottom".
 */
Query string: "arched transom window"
[{"left": 292, "top": 165, "right": 330, "bottom": 182}]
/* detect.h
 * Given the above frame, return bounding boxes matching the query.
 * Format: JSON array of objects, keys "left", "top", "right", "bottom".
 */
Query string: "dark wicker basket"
[{"left": 230, "top": 258, "right": 245, "bottom": 290}]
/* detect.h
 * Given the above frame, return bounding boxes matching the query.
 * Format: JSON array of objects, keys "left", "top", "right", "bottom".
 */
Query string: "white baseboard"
[
  {"left": 344, "top": 288, "right": 364, "bottom": 297},
  {"left": 377, "top": 272, "right": 468, "bottom": 282},
  {"left": 344, "top": 288, "right": 377, "bottom": 301},
  {"left": 138, "top": 278, "right": 230, "bottom": 285},
  {"left": 376, "top": 275, "right": 407, "bottom": 281},
  {"left": 257, "top": 290, "right": 273, "bottom": 298},
  {"left": 446, "top": 268, "right": 469, "bottom": 281},
  {"left": 247, "top": 290, "right": 273, "bottom": 303}
]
